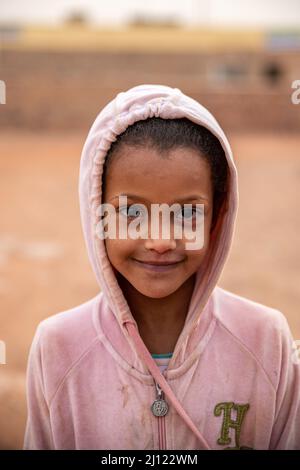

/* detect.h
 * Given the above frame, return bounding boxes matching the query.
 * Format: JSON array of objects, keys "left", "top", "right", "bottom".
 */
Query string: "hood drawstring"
[{"left": 125, "top": 321, "right": 211, "bottom": 450}]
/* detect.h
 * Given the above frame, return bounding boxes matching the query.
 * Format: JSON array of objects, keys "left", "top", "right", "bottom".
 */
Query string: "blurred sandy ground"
[{"left": 0, "top": 23, "right": 300, "bottom": 449}]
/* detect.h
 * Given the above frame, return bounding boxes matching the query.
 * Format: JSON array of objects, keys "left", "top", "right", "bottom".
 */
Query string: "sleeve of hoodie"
[
  {"left": 269, "top": 312, "right": 300, "bottom": 449},
  {"left": 23, "top": 322, "right": 54, "bottom": 450}
]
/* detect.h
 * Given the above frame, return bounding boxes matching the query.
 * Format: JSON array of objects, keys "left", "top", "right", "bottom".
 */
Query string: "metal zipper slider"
[{"left": 151, "top": 381, "right": 169, "bottom": 417}]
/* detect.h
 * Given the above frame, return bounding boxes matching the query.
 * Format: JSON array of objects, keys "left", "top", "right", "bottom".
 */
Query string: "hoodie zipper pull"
[{"left": 151, "top": 381, "right": 169, "bottom": 417}]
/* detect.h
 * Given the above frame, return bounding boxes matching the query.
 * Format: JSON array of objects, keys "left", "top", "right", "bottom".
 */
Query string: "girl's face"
[{"left": 102, "top": 144, "right": 214, "bottom": 299}]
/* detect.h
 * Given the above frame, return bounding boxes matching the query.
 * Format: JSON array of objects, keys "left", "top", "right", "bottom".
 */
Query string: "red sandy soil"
[{"left": 0, "top": 130, "right": 299, "bottom": 449}]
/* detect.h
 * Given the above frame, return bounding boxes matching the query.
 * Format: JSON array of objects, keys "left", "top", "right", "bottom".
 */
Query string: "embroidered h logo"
[{"left": 214, "top": 402, "right": 252, "bottom": 450}]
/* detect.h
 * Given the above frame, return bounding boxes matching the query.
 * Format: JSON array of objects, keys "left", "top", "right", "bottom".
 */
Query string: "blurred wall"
[{"left": 1, "top": 25, "right": 300, "bottom": 132}]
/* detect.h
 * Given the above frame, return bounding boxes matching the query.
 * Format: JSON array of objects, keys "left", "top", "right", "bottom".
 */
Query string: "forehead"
[{"left": 103, "top": 146, "right": 212, "bottom": 202}]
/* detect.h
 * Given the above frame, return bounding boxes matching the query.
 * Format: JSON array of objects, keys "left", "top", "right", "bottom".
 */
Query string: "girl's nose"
[
  {"left": 143, "top": 219, "right": 177, "bottom": 252},
  {"left": 138, "top": 210, "right": 182, "bottom": 252},
  {"left": 144, "top": 237, "right": 177, "bottom": 253}
]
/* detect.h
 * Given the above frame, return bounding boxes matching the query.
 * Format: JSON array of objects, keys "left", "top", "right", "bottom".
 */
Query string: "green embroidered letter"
[{"left": 214, "top": 402, "right": 251, "bottom": 449}]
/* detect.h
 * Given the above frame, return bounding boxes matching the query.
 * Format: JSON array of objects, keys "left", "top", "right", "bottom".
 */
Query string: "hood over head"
[{"left": 79, "top": 84, "right": 239, "bottom": 372}]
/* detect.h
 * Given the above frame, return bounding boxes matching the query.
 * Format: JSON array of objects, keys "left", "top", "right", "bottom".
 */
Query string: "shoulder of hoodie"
[
  {"left": 31, "top": 293, "right": 102, "bottom": 405},
  {"left": 212, "top": 286, "right": 293, "bottom": 389}
]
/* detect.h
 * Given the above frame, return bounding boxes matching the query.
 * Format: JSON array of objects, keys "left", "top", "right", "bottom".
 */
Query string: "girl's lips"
[{"left": 132, "top": 259, "right": 183, "bottom": 272}]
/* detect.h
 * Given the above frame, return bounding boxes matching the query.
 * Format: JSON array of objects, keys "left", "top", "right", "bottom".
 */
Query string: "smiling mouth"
[{"left": 132, "top": 259, "right": 183, "bottom": 272}]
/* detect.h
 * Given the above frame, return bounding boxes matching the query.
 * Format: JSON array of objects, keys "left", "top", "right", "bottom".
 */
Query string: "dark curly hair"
[{"left": 102, "top": 117, "right": 228, "bottom": 230}]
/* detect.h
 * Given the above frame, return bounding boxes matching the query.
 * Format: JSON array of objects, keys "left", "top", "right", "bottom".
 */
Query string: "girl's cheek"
[{"left": 107, "top": 238, "right": 137, "bottom": 257}]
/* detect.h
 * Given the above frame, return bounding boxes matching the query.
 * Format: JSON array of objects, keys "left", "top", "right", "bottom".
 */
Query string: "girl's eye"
[
  {"left": 176, "top": 206, "right": 204, "bottom": 221},
  {"left": 119, "top": 204, "right": 146, "bottom": 219}
]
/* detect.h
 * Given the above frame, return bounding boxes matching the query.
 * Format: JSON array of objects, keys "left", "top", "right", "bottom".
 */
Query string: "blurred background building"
[
  {"left": 0, "top": 0, "right": 300, "bottom": 449},
  {"left": 0, "top": 0, "right": 300, "bottom": 130}
]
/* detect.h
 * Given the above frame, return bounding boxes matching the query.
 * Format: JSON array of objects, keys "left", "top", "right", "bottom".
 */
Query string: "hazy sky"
[{"left": 0, "top": 0, "right": 300, "bottom": 27}]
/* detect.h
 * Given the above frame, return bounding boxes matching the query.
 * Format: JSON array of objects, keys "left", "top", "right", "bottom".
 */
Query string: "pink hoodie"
[{"left": 23, "top": 84, "right": 300, "bottom": 450}]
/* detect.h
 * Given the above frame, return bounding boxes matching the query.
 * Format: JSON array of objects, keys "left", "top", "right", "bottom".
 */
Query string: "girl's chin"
[
  {"left": 115, "top": 271, "right": 184, "bottom": 298},
  {"left": 133, "top": 284, "right": 180, "bottom": 299}
]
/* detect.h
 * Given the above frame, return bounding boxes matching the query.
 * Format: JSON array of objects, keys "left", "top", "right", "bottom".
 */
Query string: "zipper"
[
  {"left": 153, "top": 380, "right": 168, "bottom": 450},
  {"left": 158, "top": 415, "right": 167, "bottom": 449}
]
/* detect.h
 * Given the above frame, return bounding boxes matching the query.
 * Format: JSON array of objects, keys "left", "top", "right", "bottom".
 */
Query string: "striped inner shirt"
[{"left": 151, "top": 352, "right": 173, "bottom": 373}]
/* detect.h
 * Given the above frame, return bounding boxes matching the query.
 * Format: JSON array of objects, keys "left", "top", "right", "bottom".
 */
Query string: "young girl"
[{"left": 23, "top": 84, "right": 300, "bottom": 450}]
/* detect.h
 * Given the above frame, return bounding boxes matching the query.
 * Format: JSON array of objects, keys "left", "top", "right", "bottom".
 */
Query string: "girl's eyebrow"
[{"left": 109, "top": 193, "right": 209, "bottom": 203}]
